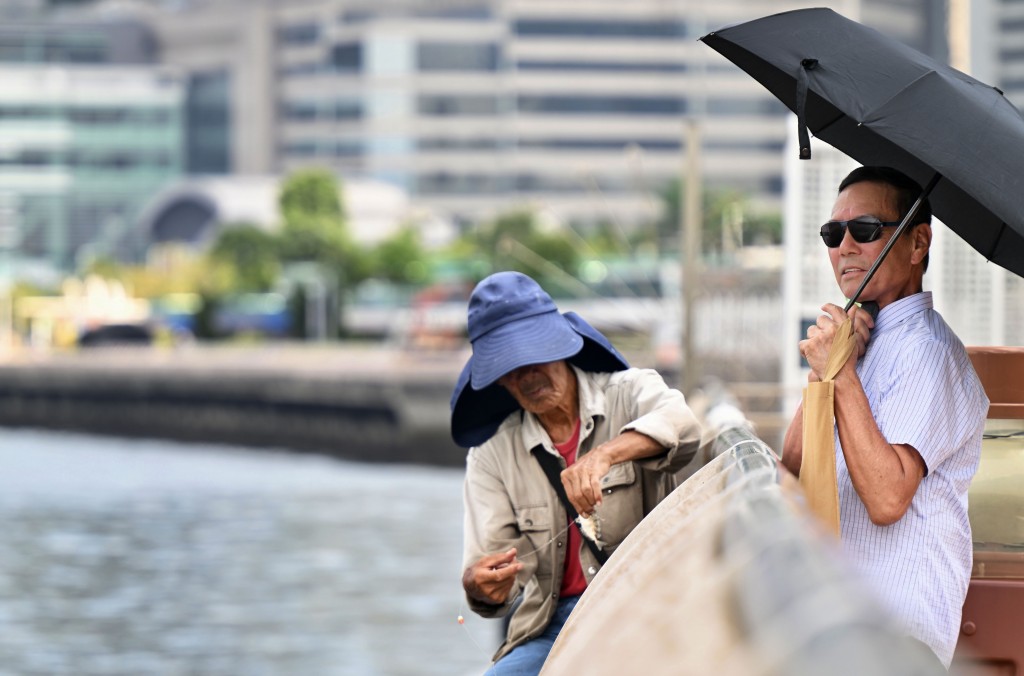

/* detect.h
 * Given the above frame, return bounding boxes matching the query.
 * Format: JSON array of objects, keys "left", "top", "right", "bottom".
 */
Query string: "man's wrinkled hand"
[
  {"left": 462, "top": 549, "right": 522, "bottom": 606},
  {"left": 561, "top": 447, "right": 612, "bottom": 518},
  {"left": 799, "top": 303, "right": 872, "bottom": 379}
]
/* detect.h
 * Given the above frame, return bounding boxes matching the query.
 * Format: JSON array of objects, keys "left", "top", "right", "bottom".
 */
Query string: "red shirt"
[{"left": 553, "top": 419, "right": 587, "bottom": 598}]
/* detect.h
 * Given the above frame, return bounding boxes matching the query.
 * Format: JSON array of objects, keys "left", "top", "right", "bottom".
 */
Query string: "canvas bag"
[{"left": 799, "top": 317, "right": 856, "bottom": 536}]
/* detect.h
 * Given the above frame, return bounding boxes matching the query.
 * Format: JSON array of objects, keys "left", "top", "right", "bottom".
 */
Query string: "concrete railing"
[{"left": 542, "top": 399, "right": 944, "bottom": 675}]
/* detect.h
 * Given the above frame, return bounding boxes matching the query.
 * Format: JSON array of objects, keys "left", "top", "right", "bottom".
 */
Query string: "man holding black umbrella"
[{"left": 781, "top": 166, "right": 989, "bottom": 667}]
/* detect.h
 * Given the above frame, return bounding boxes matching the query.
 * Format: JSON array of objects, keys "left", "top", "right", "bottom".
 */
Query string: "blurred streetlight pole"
[{"left": 681, "top": 120, "right": 702, "bottom": 395}]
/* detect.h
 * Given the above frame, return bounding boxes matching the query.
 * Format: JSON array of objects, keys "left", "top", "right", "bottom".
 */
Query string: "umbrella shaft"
[{"left": 844, "top": 173, "right": 941, "bottom": 312}]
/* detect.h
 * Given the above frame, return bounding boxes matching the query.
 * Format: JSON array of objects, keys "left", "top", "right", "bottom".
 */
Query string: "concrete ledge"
[{"left": 0, "top": 345, "right": 469, "bottom": 467}]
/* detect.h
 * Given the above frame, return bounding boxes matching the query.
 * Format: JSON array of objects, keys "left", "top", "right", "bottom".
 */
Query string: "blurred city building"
[
  {"left": 0, "top": 64, "right": 184, "bottom": 275},
  {"left": 138, "top": 174, "right": 434, "bottom": 248},
  {"left": 0, "top": 12, "right": 182, "bottom": 276},
  {"left": 963, "top": 0, "right": 1024, "bottom": 110},
  {"left": 105, "top": 0, "right": 945, "bottom": 231}
]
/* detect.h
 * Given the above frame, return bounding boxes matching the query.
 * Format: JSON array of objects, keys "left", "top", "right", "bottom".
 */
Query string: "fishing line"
[{"left": 455, "top": 519, "right": 578, "bottom": 657}]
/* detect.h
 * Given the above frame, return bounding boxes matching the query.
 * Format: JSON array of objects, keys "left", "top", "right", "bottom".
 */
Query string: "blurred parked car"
[{"left": 77, "top": 323, "right": 154, "bottom": 347}]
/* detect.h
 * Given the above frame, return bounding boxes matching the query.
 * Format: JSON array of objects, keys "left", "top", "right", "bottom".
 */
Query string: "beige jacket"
[{"left": 462, "top": 366, "right": 702, "bottom": 661}]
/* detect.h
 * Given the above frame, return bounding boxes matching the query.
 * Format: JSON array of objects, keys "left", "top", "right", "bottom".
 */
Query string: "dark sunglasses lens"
[
  {"left": 820, "top": 222, "right": 844, "bottom": 247},
  {"left": 849, "top": 220, "right": 882, "bottom": 243},
  {"left": 820, "top": 220, "right": 883, "bottom": 247}
]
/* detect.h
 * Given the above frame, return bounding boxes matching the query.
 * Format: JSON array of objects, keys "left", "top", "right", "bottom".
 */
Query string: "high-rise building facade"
[
  {"left": 0, "top": 64, "right": 184, "bottom": 272},
  {"left": 142, "top": 0, "right": 946, "bottom": 231},
  {"left": 0, "top": 13, "right": 184, "bottom": 274}
]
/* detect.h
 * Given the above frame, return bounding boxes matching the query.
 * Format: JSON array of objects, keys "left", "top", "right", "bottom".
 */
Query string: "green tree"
[
  {"left": 372, "top": 225, "right": 429, "bottom": 284},
  {"left": 279, "top": 167, "right": 344, "bottom": 224},
  {"left": 276, "top": 168, "right": 369, "bottom": 285},
  {"left": 654, "top": 181, "right": 782, "bottom": 254},
  {"left": 450, "top": 209, "right": 581, "bottom": 292},
  {"left": 208, "top": 223, "right": 280, "bottom": 292}
]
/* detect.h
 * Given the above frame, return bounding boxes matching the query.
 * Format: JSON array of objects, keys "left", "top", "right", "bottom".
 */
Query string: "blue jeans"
[{"left": 486, "top": 595, "right": 580, "bottom": 676}]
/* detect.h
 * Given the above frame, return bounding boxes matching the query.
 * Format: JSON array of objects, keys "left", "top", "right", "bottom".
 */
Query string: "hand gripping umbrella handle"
[{"left": 843, "top": 173, "right": 942, "bottom": 312}]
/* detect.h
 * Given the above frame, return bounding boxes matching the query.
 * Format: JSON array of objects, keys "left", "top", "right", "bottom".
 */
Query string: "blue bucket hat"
[{"left": 450, "top": 271, "right": 628, "bottom": 448}]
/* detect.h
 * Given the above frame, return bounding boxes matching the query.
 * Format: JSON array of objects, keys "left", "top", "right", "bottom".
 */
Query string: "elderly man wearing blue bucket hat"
[{"left": 451, "top": 271, "right": 702, "bottom": 675}]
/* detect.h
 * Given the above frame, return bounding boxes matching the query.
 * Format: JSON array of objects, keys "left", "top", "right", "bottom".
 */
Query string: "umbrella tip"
[{"left": 800, "top": 147, "right": 811, "bottom": 160}]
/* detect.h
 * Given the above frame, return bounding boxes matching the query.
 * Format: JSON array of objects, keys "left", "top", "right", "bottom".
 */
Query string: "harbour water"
[{"left": 0, "top": 428, "right": 498, "bottom": 675}]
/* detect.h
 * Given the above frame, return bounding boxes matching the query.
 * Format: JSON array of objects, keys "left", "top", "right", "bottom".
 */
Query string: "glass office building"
[
  {"left": 0, "top": 16, "right": 183, "bottom": 274},
  {"left": 146, "top": 0, "right": 946, "bottom": 230},
  {"left": 0, "top": 65, "right": 184, "bottom": 272}
]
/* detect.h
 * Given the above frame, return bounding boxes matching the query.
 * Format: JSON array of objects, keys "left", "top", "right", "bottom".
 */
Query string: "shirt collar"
[
  {"left": 872, "top": 291, "right": 932, "bottom": 336},
  {"left": 521, "top": 365, "right": 606, "bottom": 453}
]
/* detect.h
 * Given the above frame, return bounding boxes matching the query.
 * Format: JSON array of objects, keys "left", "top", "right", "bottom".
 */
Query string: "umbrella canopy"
[{"left": 701, "top": 7, "right": 1024, "bottom": 280}]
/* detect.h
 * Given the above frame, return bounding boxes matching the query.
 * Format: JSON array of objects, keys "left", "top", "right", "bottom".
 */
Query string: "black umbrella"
[{"left": 701, "top": 8, "right": 1024, "bottom": 308}]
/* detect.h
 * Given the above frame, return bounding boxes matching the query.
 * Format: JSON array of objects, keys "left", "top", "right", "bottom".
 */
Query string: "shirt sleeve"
[
  {"left": 461, "top": 445, "right": 524, "bottom": 617},
  {"left": 616, "top": 368, "right": 703, "bottom": 473}
]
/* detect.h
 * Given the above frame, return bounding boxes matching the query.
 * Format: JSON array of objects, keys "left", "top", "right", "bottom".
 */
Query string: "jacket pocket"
[
  {"left": 594, "top": 462, "right": 642, "bottom": 550},
  {"left": 513, "top": 505, "right": 553, "bottom": 574},
  {"left": 600, "top": 461, "right": 636, "bottom": 490},
  {"left": 514, "top": 505, "right": 551, "bottom": 533}
]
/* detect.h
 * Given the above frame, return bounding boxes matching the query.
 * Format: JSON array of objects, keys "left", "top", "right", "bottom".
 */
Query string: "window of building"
[
  {"left": 0, "top": 106, "right": 53, "bottom": 120},
  {"left": 416, "top": 172, "right": 508, "bottom": 194},
  {"left": 0, "top": 33, "right": 107, "bottom": 63},
  {"left": 44, "top": 36, "right": 107, "bottom": 63},
  {"left": 514, "top": 173, "right": 628, "bottom": 193},
  {"left": 418, "top": 94, "right": 499, "bottom": 116},
  {"left": 341, "top": 6, "right": 492, "bottom": 23},
  {"left": 417, "top": 42, "right": 499, "bottom": 71},
  {"left": 283, "top": 139, "right": 364, "bottom": 158},
  {"left": 418, "top": 137, "right": 501, "bottom": 151},
  {"left": 518, "top": 138, "right": 680, "bottom": 151},
  {"left": 277, "top": 23, "right": 320, "bottom": 45},
  {"left": 517, "top": 95, "right": 685, "bottom": 115},
  {"left": 333, "top": 141, "right": 362, "bottom": 157},
  {"left": 1001, "top": 17, "right": 1024, "bottom": 31},
  {"left": 281, "top": 62, "right": 324, "bottom": 77},
  {"left": 514, "top": 19, "right": 686, "bottom": 39},
  {"left": 282, "top": 101, "right": 319, "bottom": 121},
  {"left": 331, "top": 43, "right": 362, "bottom": 71},
  {"left": 999, "top": 47, "right": 1024, "bottom": 62},
  {"left": 706, "top": 98, "right": 785, "bottom": 116},
  {"left": 705, "top": 139, "right": 785, "bottom": 153},
  {"left": 331, "top": 99, "right": 363, "bottom": 120},
  {"left": 283, "top": 141, "right": 319, "bottom": 157},
  {"left": 68, "top": 108, "right": 128, "bottom": 124},
  {"left": 187, "top": 69, "right": 231, "bottom": 174},
  {"left": 515, "top": 60, "right": 686, "bottom": 73}
]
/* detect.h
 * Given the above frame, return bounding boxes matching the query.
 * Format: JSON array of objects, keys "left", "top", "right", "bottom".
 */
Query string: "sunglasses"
[{"left": 820, "top": 217, "right": 902, "bottom": 248}]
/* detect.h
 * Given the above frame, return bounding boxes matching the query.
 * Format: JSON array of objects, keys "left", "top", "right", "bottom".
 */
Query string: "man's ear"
[{"left": 910, "top": 223, "right": 932, "bottom": 266}]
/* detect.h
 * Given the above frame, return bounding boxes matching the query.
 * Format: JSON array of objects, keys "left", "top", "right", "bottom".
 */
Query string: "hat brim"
[
  {"left": 450, "top": 312, "right": 629, "bottom": 448},
  {"left": 469, "top": 309, "right": 583, "bottom": 390}
]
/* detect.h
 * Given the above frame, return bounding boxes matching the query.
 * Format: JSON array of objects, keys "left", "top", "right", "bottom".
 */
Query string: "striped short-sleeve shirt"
[{"left": 837, "top": 291, "right": 988, "bottom": 666}]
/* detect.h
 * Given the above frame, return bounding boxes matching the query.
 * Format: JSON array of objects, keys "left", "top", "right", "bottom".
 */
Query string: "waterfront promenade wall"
[{"left": 0, "top": 345, "right": 470, "bottom": 467}]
